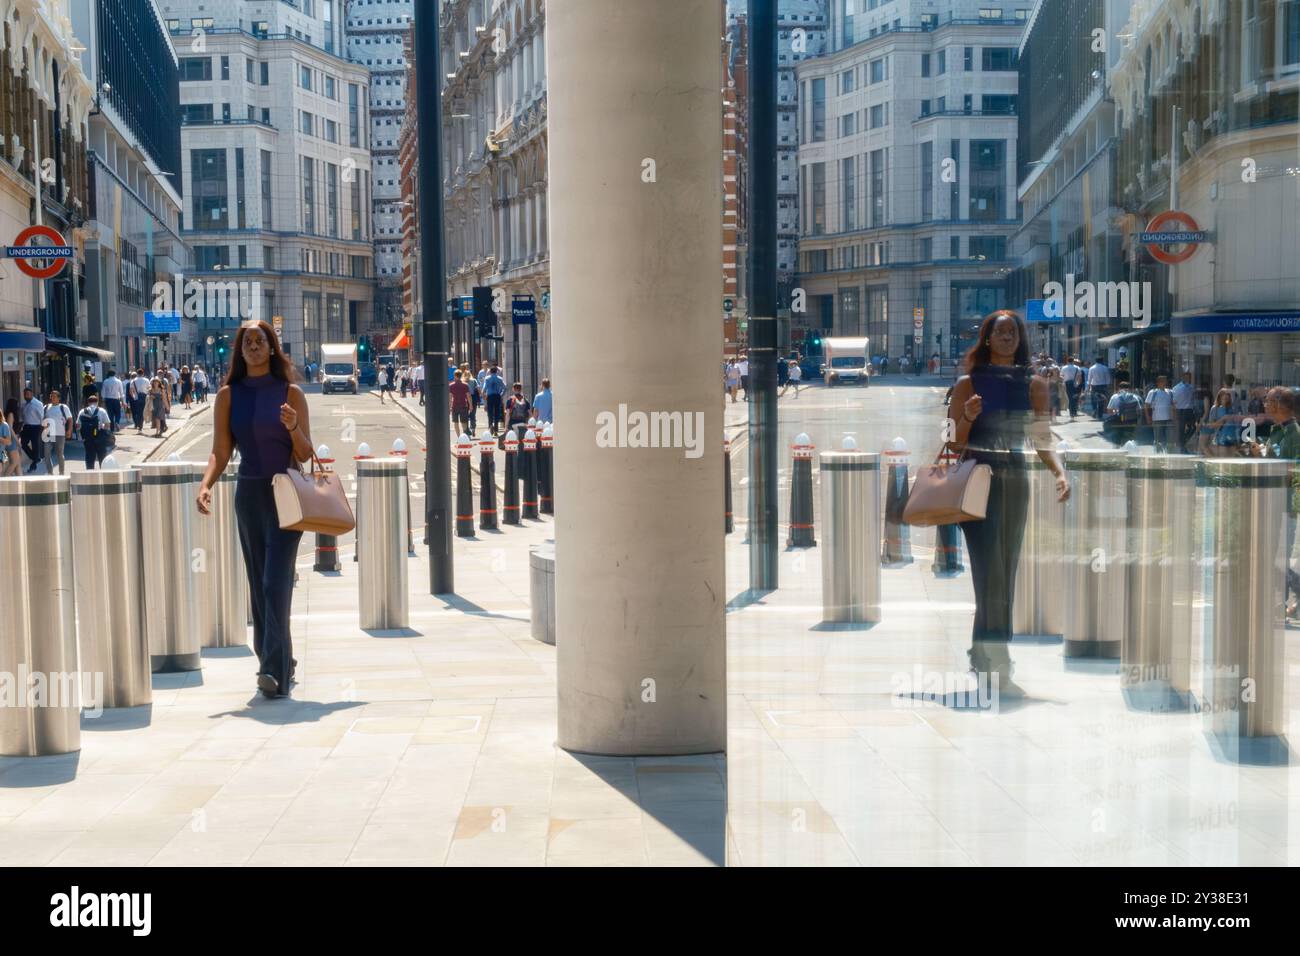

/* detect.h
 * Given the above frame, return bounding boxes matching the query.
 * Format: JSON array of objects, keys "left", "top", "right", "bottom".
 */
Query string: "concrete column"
[{"left": 549, "top": 0, "right": 725, "bottom": 755}]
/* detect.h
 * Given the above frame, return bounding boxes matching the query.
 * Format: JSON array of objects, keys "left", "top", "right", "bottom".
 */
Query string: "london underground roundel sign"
[
  {"left": 5, "top": 225, "right": 72, "bottom": 279},
  {"left": 1140, "top": 210, "right": 1206, "bottom": 266}
]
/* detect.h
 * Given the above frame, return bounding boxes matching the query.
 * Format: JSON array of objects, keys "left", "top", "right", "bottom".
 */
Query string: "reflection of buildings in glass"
[
  {"left": 794, "top": 1, "right": 1028, "bottom": 363},
  {"left": 1107, "top": 0, "right": 1300, "bottom": 389}
]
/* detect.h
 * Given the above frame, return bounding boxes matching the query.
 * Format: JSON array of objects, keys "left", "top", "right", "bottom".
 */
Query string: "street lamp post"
[{"left": 415, "top": 2, "right": 453, "bottom": 594}]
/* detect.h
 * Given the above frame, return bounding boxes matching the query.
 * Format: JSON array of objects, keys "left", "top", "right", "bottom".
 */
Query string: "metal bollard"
[
  {"left": 881, "top": 438, "right": 913, "bottom": 565},
  {"left": 352, "top": 442, "right": 373, "bottom": 562},
  {"left": 1062, "top": 448, "right": 1127, "bottom": 658},
  {"left": 931, "top": 447, "right": 964, "bottom": 574},
  {"left": 392, "top": 438, "right": 415, "bottom": 555},
  {"left": 820, "top": 437, "right": 881, "bottom": 623},
  {"left": 1012, "top": 449, "right": 1066, "bottom": 641},
  {"left": 539, "top": 424, "right": 554, "bottom": 515},
  {"left": 1122, "top": 454, "right": 1196, "bottom": 710},
  {"left": 190, "top": 461, "right": 249, "bottom": 648},
  {"left": 70, "top": 468, "right": 150, "bottom": 709},
  {"left": 455, "top": 432, "right": 476, "bottom": 537},
  {"left": 502, "top": 432, "right": 521, "bottom": 525},
  {"left": 724, "top": 435, "right": 734, "bottom": 534},
  {"left": 0, "top": 477, "right": 80, "bottom": 755},
  {"left": 787, "top": 432, "right": 816, "bottom": 547},
  {"left": 137, "top": 461, "right": 201, "bottom": 672},
  {"left": 521, "top": 428, "right": 539, "bottom": 519},
  {"left": 357, "top": 458, "right": 409, "bottom": 629},
  {"left": 1198, "top": 459, "right": 1288, "bottom": 741},
  {"left": 478, "top": 431, "right": 499, "bottom": 530},
  {"left": 530, "top": 542, "right": 556, "bottom": 644},
  {"left": 313, "top": 445, "right": 342, "bottom": 572}
]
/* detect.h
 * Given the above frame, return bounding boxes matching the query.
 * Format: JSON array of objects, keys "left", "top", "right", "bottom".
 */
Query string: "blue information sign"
[
  {"left": 144, "top": 311, "right": 181, "bottom": 335},
  {"left": 1024, "top": 299, "right": 1062, "bottom": 324},
  {"left": 458, "top": 296, "right": 473, "bottom": 317},
  {"left": 511, "top": 297, "right": 536, "bottom": 326}
]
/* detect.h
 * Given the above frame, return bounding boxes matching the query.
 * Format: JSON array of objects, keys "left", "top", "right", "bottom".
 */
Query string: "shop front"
[{"left": 1172, "top": 312, "right": 1300, "bottom": 399}]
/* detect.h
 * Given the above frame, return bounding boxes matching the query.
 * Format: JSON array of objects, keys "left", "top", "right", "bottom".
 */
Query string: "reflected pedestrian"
[
  {"left": 40, "top": 389, "right": 72, "bottom": 475},
  {"left": 76, "top": 394, "right": 111, "bottom": 470}
]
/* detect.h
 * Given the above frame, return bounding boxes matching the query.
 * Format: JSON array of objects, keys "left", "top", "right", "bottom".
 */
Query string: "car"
[{"left": 359, "top": 363, "right": 378, "bottom": 387}]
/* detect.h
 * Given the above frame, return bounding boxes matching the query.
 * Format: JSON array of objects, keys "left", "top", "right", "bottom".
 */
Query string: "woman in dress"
[
  {"left": 180, "top": 365, "right": 193, "bottom": 409},
  {"left": 947, "top": 310, "right": 1070, "bottom": 693},
  {"left": 148, "top": 378, "right": 167, "bottom": 437}
]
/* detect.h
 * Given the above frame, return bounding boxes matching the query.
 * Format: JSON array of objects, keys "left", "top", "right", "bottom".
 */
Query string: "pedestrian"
[
  {"left": 777, "top": 354, "right": 789, "bottom": 393},
  {"left": 399, "top": 365, "right": 409, "bottom": 399},
  {"left": 40, "top": 389, "right": 73, "bottom": 475},
  {"left": 879, "top": 355, "right": 889, "bottom": 377},
  {"left": 194, "top": 364, "right": 208, "bottom": 402},
  {"left": 1058, "top": 356, "right": 1079, "bottom": 420},
  {"left": 147, "top": 378, "right": 168, "bottom": 437},
  {"left": 447, "top": 357, "right": 457, "bottom": 383},
  {"left": 1086, "top": 355, "right": 1112, "bottom": 419},
  {"left": 18, "top": 387, "right": 45, "bottom": 472},
  {"left": 506, "top": 381, "right": 532, "bottom": 440},
  {"left": 476, "top": 361, "right": 490, "bottom": 390},
  {"left": 1251, "top": 388, "right": 1300, "bottom": 616},
  {"left": 462, "top": 365, "right": 481, "bottom": 432},
  {"left": 167, "top": 363, "right": 180, "bottom": 402},
  {"left": 1207, "top": 388, "right": 1239, "bottom": 455},
  {"left": 787, "top": 360, "right": 802, "bottom": 398},
  {"left": 737, "top": 353, "right": 750, "bottom": 398},
  {"left": 483, "top": 365, "right": 506, "bottom": 435},
  {"left": 948, "top": 310, "right": 1069, "bottom": 694},
  {"left": 76, "top": 393, "right": 112, "bottom": 470},
  {"left": 128, "top": 368, "right": 151, "bottom": 433},
  {"left": 449, "top": 369, "right": 472, "bottom": 436},
  {"left": 378, "top": 363, "right": 394, "bottom": 404},
  {"left": 1103, "top": 380, "right": 1142, "bottom": 446},
  {"left": 1144, "top": 374, "right": 1176, "bottom": 453},
  {"left": 197, "top": 318, "right": 313, "bottom": 700},
  {"left": 725, "top": 360, "right": 740, "bottom": 402},
  {"left": 411, "top": 360, "right": 425, "bottom": 406},
  {"left": 533, "top": 377, "right": 553, "bottom": 423},
  {"left": 180, "top": 365, "right": 193, "bottom": 409},
  {"left": 99, "top": 368, "right": 124, "bottom": 431},
  {"left": 81, "top": 364, "right": 99, "bottom": 404},
  {"left": 0, "top": 399, "right": 21, "bottom": 477}
]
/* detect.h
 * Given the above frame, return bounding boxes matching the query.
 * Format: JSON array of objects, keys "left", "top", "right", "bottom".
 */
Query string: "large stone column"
[{"left": 549, "top": 0, "right": 726, "bottom": 755}]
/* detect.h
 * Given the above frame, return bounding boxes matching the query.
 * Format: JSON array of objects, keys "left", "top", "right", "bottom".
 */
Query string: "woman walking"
[
  {"left": 947, "top": 310, "right": 1069, "bottom": 693},
  {"left": 147, "top": 378, "right": 167, "bottom": 437},
  {"left": 40, "top": 390, "right": 73, "bottom": 475},
  {"left": 180, "top": 365, "right": 193, "bottom": 409},
  {"left": 1, "top": 399, "right": 22, "bottom": 476},
  {"left": 196, "top": 319, "right": 313, "bottom": 699}
]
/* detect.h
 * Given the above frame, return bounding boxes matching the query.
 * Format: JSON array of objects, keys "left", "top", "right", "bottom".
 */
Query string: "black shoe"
[{"left": 257, "top": 673, "right": 280, "bottom": 699}]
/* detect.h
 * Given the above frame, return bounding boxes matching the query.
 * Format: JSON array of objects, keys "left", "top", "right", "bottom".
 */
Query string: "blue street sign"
[
  {"left": 458, "top": 296, "right": 473, "bottom": 316},
  {"left": 512, "top": 296, "right": 536, "bottom": 326},
  {"left": 144, "top": 311, "right": 181, "bottom": 335},
  {"left": 1024, "top": 299, "right": 1061, "bottom": 323}
]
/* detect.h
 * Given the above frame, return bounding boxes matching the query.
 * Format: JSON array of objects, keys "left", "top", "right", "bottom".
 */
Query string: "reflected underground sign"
[{"left": 5, "top": 224, "right": 72, "bottom": 279}]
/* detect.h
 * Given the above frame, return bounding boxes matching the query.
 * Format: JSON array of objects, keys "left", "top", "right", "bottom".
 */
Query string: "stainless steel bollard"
[
  {"left": 136, "top": 462, "right": 201, "bottom": 672},
  {"left": 1198, "top": 459, "right": 1288, "bottom": 740},
  {"left": 358, "top": 458, "right": 409, "bottom": 629},
  {"left": 530, "top": 543, "right": 556, "bottom": 644},
  {"left": 1062, "top": 448, "right": 1127, "bottom": 657},
  {"left": 820, "top": 444, "right": 881, "bottom": 623},
  {"left": 190, "top": 462, "right": 249, "bottom": 648},
  {"left": 0, "top": 477, "right": 80, "bottom": 755},
  {"left": 1012, "top": 449, "right": 1066, "bottom": 641},
  {"left": 70, "top": 469, "right": 150, "bottom": 709},
  {"left": 1124, "top": 454, "right": 1196, "bottom": 708}
]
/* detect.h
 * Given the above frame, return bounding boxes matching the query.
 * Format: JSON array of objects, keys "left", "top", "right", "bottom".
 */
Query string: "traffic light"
[
  {"left": 473, "top": 286, "right": 495, "bottom": 338},
  {"left": 358, "top": 337, "right": 369, "bottom": 359}
]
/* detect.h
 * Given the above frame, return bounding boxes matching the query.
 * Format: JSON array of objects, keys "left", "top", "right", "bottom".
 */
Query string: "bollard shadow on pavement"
[
  {"left": 151, "top": 671, "right": 204, "bottom": 690},
  {"left": 1060, "top": 657, "right": 1120, "bottom": 674},
  {"left": 0, "top": 752, "right": 80, "bottom": 788},
  {"left": 82, "top": 705, "right": 153, "bottom": 732},
  {"left": 437, "top": 593, "right": 531, "bottom": 623},
  {"left": 726, "top": 588, "right": 775, "bottom": 611},
  {"left": 809, "top": 621, "right": 878, "bottom": 632},
  {"left": 1011, "top": 633, "right": 1064, "bottom": 645},
  {"left": 202, "top": 646, "right": 256, "bottom": 659},
  {"left": 1204, "top": 732, "right": 1292, "bottom": 768},
  {"left": 361, "top": 626, "right": 423, "bottom": 638}
]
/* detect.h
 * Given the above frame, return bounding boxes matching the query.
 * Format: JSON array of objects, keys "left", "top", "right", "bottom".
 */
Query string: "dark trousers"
[
  {"left": 959, "top": 460, "right": 1029, "bottom": 644},
  {"left": 486, "top": 393, "right": 504, "bottom": 433},
  {"left": 1090, "top": 386, "right": 1109, "bottom": 419},
  {"left": 104, "top": 397, "right": 122, "bottom": 429},
  {"left": 1176, "top": 408, "right": 1197, "bottom": 451},
  {"left": 83, "top": 435, "right": 107, "bottom": 469},
  {"left": 1066, "top": 382, "right": 1079, "bottom": 418},
  {"left": 130, "top": 397, "right": 146, "bottom": 430},
  {"left": 235, "top": 478, "right": 303, "bottom": 689},
  {"left": 20, "top": 424, "right": 42, "bottom": 469}
]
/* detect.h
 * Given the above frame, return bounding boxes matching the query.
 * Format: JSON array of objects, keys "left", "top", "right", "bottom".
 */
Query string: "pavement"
[
  {"left": 12, "top": 399, "right": 214, "bottom": 475},
  {"left": 0, "top": 380, "right": 1296, "bottom": 866}
]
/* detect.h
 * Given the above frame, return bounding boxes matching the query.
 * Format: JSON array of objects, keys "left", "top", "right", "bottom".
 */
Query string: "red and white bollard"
[
  {"left": 538, "top": 424, "right": 554, "bottom": 516},
  {"left": 455, "top": 432, "right": 476, "bottom": 537},
  {"left": 479, "top": 431, "right": 499, "bottom": 530},
  {"left": 521, "top": 428, "right": 539, "bottom": 519},
  {"left": 787, "top": 432, "right": 816, "bottom": 547},
  {"left": 314, "top": 444, "right": 341, "bottom": 572},
  {"left": 502, "top": 432, "right": 521, "bottom": 525}
]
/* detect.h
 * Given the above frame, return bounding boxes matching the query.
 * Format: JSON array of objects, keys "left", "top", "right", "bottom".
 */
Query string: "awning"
[
  {"left": 1096, "top": 323, "right": 1169, "bottom": 348},
  {"left": 1172, "top": 312, "right": 1300, "bottom": 336},
  {"left": 0, "top": 329, "right": 45, "bottom": 351},
  {"left": 388, "top": 329, "right": 411, "bottom": 350},
  {"left": 44, "top": 337, "right": 115, "bottom": 362}
]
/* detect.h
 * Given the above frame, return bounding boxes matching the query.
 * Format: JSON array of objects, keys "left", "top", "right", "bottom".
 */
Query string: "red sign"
[
  {"left": 6, "top": 225, "right": 72, "bottom": 279},
  {"left": 1142, "top": 210, "right": 1205, "bottom": 266}
]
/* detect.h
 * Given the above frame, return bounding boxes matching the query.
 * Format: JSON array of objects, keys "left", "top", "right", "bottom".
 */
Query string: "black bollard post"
[
  {"left": 881, "top": 439, "right": 914, "bottom": 565},
  {"left": 538, "top": 424, "right": 554, "bottom": 515},
  {"left": 502, "top": 432, "right": 521, "bottom": 525},
  {"left": 478, "top": 432, "right": 498, "bottom": 530},
  {"left": 724, "top": 434, "right": 734, "bottom": 534},
  {"left": 314, "top": 449, "right": 342, "bottom": 572},
  {"left": 455, "top": 432, "right": 475, "bottom": 537},
  {"left": 521, "top": 428, "right": 539, "bottom": 519},
  {"left": 787, "top": 432, "right": 816, "bottom": 547}
]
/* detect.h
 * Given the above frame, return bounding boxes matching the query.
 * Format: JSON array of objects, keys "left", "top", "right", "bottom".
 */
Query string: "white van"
[
  {"left": 820, "top": 336, "right": 871, "bottom": 386},
  {"left": 320, "top": 343, "right": 359, "bottom": 394}
]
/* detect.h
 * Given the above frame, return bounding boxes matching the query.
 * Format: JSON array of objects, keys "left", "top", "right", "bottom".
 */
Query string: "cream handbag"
[
  {"left": 901, "top": 446, "right": 992, "bottom": 527},
  {"left": 272, "top": 454, "right": 356, "bottom": 534}
]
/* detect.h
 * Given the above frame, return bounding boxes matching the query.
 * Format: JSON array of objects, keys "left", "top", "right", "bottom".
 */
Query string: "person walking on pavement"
[
  {"left": 411, "top": 360, "right": 425, "bottom": 406},
  {"left": 1104, "top": 380, "right": 1143, "bottom": 446},
  {"left": 77, "top": 394, "right": 112, "bottom": 470},
  {"left": 1144, "top": 374, "right": 1176, "bottom": 453},
  {"left": 737, "top": 353, "right": 750, "bottom": 399},
  {"left": 1059, "top": 356, "right": 1080, "bottom": 420},
  {"left": 197, "top": 318, "right": 313, "bottom": 700},
  {"left": 1, "top": 398, "right": 22, "bottom": 476},
  {"left": 129, "top": 368, "right": 151, "bottom": 433},
  {"left": 1171, "top": 371, "right": 1197, "bottom": 453},
  {"left": 483, "top": 366, "right": 506, "bottom": 436},
  {"left": 193, "top": 364, "right": 208, "bottom": 403},
  {"left": 783, "top": 360, "right": 802, "bottom": 398},
  {"left": 533, "top": 378, "right": 554, "bottom": 423},
  {"left": 147, "top": 378, "right": 168, "bottom": 437},
  {"left": 449, "top": 369, "right": 472, "bottom": 436},
  {"left": 19, "top": 387, "right": 44, "bottom": 473},
  {"left": 166, "top": 363, "right": 180, "bottom": 402},
  {"left": 725, "top": 360, "right": 740, "bottom": 402},
  {"left": 1087, "top": 355, "right": 1112, "bottom": 420},
  {"left": 506, "top": 381, "right": 532, "bottom": 441},
  {"left": 99, "top": 369, "right": 124, "bottom": 432},
  {"left": 947, "top": 310, "right": 1069, "bottom": 695},
  {"left": 476, "top": 361, "right": 490, "bottom": 390},
  {"left": 40, "top": 390, "right": 73, "bottom": 475},
  {"left": 461, "top": 365, "right": 481, "bottom": 433},
  {"left": 180, "top": 365, "right": 194, "bottom": 410},
  {"left": 378, "top": 363, "right": 395, "bottom": 404},
  {"left": 1250, "top": 387, "right": 1300, "bottom": 617}
]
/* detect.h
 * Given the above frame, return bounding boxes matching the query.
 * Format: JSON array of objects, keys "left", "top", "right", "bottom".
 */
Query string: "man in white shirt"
[
  {"left": 166, "top": 364, "right": 180, "bottom": 400},
  {"left": 737, "top": 355, "right": 750, "bottom": 398},
  {"left": 99, "top": 369, "right": 125, "bottom": 431},
  {"left": 128, "top": 369, "right": 152, "bottom": 433},
  {"left": 1086, "top": 357, "right": 1112, "bottom": 420},
  {"left": 40, "top": 389, "right": 73, "bottom": 475},
  {"left": 1144, "top": 374, "right": 1175, "bottom": 453},
  {"left": 1058, "top": 356, "right": 1081, "bottom": 420},
  {"left": 193, "top": 365, "right": 208, "bottom": 402},
  {"left": 1171, "top": 371, "right": 1196, "bottom": 453},
  {"left": 19, "top": 386, "right": 45, "bottom": 472},
  {"left": 411, "top": 361, "right": 426, "bottom": 406}
]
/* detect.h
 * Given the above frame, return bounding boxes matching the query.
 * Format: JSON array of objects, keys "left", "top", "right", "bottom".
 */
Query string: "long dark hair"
[
  {"left": 223, "top": 319, "right": 298, "bottom": 386},
  {"left": 962, "top": 309, "right": 1030, "bottom": 373}
]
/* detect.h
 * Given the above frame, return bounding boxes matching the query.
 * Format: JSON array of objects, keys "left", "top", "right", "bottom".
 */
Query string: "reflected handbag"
[
  {"left": 901, "top": 445, "right": 992, "bottom": 526},
  {"left": 272, "top": 453, "right": 356, "bottom": 534}
]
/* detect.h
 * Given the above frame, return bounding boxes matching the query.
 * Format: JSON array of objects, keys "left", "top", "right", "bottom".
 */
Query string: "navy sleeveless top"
[
  {"left": 966, "top": 364, "right": 1032, "bottom": 453},
  {"left": 230, "top": 374, "right": 294, "bottom": 478}
]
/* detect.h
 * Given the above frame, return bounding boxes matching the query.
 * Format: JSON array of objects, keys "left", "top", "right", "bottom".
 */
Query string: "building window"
[
  {"left": 351, "top": 178, "right": 362, "bottom": 240},
  {"left": 840, "top": 112, "right": 857, "bottom": 137},
  {"left": 181, "top": 103, "right": 213, "bottom": 125},
  {"left": 300, "top": 111, "right": 314, "bottom": 136},
  {"left": 327, "top": 163, "right": 339, "bottom": 238},
  {"left": 920, "top": 13, "right": 938, "bottom": 30},
  {"left": 949, "top": 138, "right": 961, "bottom": 218},
  {"left": 841, "top": 156, "right": 856, "bottom": 231},
  {"left": 264, "top": 245, "right": 275, "bottom": 270},
  {"left": 302, "top": 157, "right": 315, "bottom": 234},
  {"left": 191, "top": 149, "right": 228, "bottom": 229},
  {"left": 920, "top": 140, "right": 933, "bottom": 221},
  {"left": 969, "top": 140, "right": 1006, "bottom": 220},
  {"left": 979, "top": 8, "right": 1004, "bottom": 20},
  {"left": 810, "top": 78, "right": 826, "bottom": 142},
  {"left": 869, "top": 103, "right": 888, "bottom": 128},
  {"left": 252, "top": 20, "right": 269, "bottom": 38},
  {"left": 920, "top": 99, "right": 931, "bottom": 117},
  {"left": 840, "top": 69, "right": 854, "bottom": 94},
  {"left": 921, "top": 53, "right": 930, "bottom": 77},
  {"left": 190, "top": 17, "right": 213, "bottom": 30},
  {"left": 300, "top": 66, "right": 313, "bottom": 91},
  {"left": 165, "top": 18, "right": 180, "bottom": 31},
  {"left": 982, "top": 94, "right": 1017, "bottom": 114},
  {"left": 811, "top": 162, "right": 826, "bottom": 236},
  {"left": 325, "top": 76, "right": 336, "bottom": 99},
  {"left": 982, "top": 47, "right": 1019, "bottom": 71},
  {"left": 1280, "top": 0, "right": 1300, "bottom": 72},
  {"left": 349, "top": 84, "right": 361, "bottom": 147},
  {"left": 869, "top": 57, "right": 887, "bottom": 83},
  {"left": 235, "top": 148, "right": 246, "bottom": 229},
  {"left": 237, "top": 245, "right": 247, "bottom": 268},
  {"left": 194, "top": 245, "right": 229, "bottom": 270},
  {"left": 869, "top": 148, "right": 885, "bottom": 227},
  {"left": 179, "top": 57, "right": 211, "bottom": 81},
  {"left": 220, "top": 56, "right": 230, "bottom": 80},
  {"left": 261, "top": 108, "right": 271, "bottom": 125},
  {"left": 937, "top": 50, "right": 946, "bottom": 74},
  {"left": 919, "top": 237, "right": 933, "bottom": 260},
  {"left": 963, "top": 94, "right": 973, "bottom": 114},
  {"left": 964, "top": 47, "right": 973, "bottom": 71},
  {"left": 260, "top": 61, "right": 269, "bottom": 85},
  {"left": 325, "top": 119, "right": 338, "bottom": 143},
  {"left": 969, "top": 235, "right": 1007, "bottom": 260},
  {"left": 950, "top": 236, "right": 961, "bottom": 258}
]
